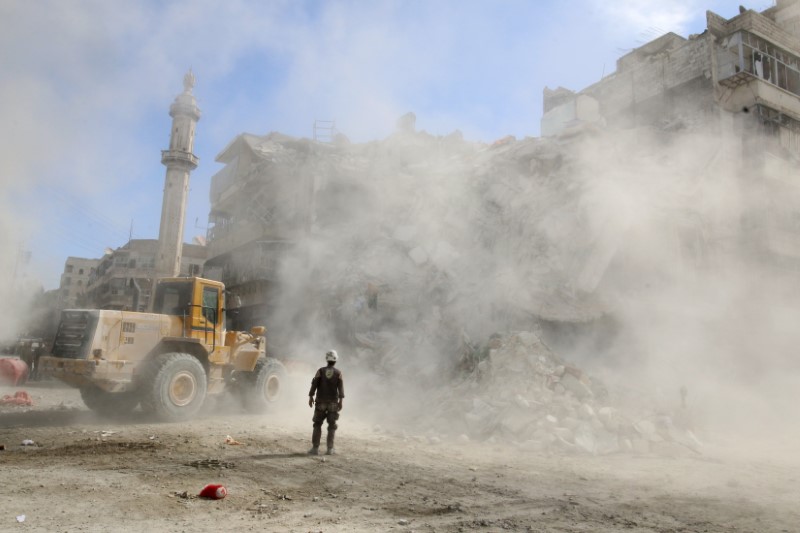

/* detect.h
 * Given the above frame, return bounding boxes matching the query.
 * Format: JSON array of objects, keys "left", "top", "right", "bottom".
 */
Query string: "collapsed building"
[
  {"left": 203, "top": 124, "right": 608, "bottom": 360},
  {"left": 198, "top": 2, "right": 800, "bottom": 451}
]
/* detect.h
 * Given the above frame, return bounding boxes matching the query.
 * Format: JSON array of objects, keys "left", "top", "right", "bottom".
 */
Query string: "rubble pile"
[{"left": 414, "top": 330, "right": 703, "bottom": 456}]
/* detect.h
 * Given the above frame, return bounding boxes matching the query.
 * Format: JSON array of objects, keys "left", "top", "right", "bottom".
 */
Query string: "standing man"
[{"left": 308, "top": 350, "right": 344, "bottom": 455}]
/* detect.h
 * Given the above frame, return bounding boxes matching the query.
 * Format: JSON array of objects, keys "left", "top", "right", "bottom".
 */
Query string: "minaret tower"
[{"left": 155, "top": 70, "right": 201, "bottom": 279}]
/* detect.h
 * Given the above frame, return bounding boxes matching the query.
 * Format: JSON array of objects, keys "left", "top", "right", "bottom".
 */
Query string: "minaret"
[{"left": 155, "top": 70, "right": 201, "bottom": 279}]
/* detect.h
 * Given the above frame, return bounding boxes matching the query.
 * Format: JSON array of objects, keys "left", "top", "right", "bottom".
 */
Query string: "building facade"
[
  {"left": 203, "top": 133, "right": 334, "bottom": 332},
  {"left": 86, "top": 239, "right": 206, "bottom": 311},
  {"left": 542, "top": 1, "right": 800, "bottom": 271},
  {"left": 542, "top": 1, "right": 800, "bottom": 155},
  {"left": 57, "top": 256, "right": 100, "bottom": 309}
]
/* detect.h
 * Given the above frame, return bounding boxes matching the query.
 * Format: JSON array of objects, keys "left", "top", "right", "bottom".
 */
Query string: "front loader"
[{"left": 40, "top": 276, "right": 285, "bottom": 420}]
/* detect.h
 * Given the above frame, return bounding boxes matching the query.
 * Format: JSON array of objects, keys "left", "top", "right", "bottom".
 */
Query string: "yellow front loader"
[{"left": 40, "top": 277, "right": 285, "bottom": 420}]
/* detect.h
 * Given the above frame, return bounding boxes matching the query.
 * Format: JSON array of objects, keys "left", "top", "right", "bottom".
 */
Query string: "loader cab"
[
  {"left": 152, "top": 277, "right": 225, "bottom": 347},
  {"left": 152, "top": 280, "right": 193, "bottom": 316}
]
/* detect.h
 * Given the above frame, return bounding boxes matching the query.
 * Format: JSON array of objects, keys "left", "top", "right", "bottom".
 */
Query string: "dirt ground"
[{"left": 0, "top": 381, "right": 798, "bottom": 533}]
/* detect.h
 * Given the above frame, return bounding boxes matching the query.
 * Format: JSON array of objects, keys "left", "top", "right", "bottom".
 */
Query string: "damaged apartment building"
[
  {"left": 542, "top": 1, "right": 800, "bottom": 148},
  {"left": 202, "top": 122, "right": 613, "bottom": 360},
  {"left": 542, "top": 1, "right": 800, "bottom": 273},
  {"left": 84, "top": 240, "right": 206, "bottom": 311},
  {"left": 202, "top": 1, "right": 800, "bottom": 364},
  {"left": 202, "top": 124, "right": 486, "bottom": 355}
]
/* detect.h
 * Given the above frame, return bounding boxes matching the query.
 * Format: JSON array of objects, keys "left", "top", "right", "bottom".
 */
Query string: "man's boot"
[
  {"left": 309, "top": 426, "right": 322, "bottom": 455},
  {"left": 326, "top": 430, "right": 336, "bottom": 455}
]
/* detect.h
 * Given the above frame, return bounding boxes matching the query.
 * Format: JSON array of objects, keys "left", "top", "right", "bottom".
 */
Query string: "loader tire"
[
  {"left": 80, "top": 385, "right": 139, "bottom": 415},
  {"left": 139, "top": 353, "right": 207, "bottom": 421},
  {"left": 241, "top": 358, "right": 287, "bottom": 413}
]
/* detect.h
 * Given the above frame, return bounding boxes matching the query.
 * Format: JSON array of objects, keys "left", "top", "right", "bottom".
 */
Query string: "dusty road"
[{"left": 0, "top": 382, "right": 798, "bottom": 533}]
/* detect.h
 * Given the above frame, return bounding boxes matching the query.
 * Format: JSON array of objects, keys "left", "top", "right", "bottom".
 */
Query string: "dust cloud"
[
  {"left": 258, "top": 112, "right": 799, "bottom": 454},
  {"left": 2, "top": 0, "right": 794, "bottom": 456}
]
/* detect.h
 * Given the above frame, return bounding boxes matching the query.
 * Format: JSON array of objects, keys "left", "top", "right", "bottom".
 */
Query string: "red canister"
[{"left": 198, "top": 484, "right": 227, "bottom": 500}]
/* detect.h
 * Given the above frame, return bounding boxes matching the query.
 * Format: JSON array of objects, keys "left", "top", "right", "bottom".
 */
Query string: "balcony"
[
  {"left": 161, "top": 150, "right": 199, "bottom": 169},
  {"left": 717, "top": 31, "right": 800, "bottom": 120}
]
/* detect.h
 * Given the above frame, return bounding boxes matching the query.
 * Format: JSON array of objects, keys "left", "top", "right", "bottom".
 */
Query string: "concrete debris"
[
  {"left": 558, "top": 373, "right": 593, "bottom": 400},
  {"left": 412, "top": 330, "right": 702, "bottom": 456},
  {"left": 1, "top": 391, "right": 33, "bottom": 406},
  {"left": 186, "top": 459, "right": 236, "bottom": 469}
]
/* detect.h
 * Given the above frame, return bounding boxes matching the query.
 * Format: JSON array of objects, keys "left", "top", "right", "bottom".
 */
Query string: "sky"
[{"left": 0, "top": 0, "right": 771, "bottom": 290}]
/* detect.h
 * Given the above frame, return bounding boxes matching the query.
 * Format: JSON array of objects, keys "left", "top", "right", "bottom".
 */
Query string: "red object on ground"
[
  {"left": 0, "top": 390, "right": 33, "bottom": 406},
  {"left": 198, "top": 484, "right": 227, "bottom": 500},
  {"left": 0, "top": 359, "right": 29, "bottom": 386}
]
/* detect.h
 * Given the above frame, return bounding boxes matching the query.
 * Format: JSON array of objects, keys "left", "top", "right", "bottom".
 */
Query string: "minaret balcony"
[
  {"left": 161, "top": 150, "right": 199, "bottom": 169},
  {"left": 169, "top": 100, "right": 201, "bottom": 121}
]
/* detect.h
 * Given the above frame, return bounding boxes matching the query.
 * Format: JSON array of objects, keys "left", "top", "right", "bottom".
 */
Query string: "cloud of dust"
[
  {"left": 564, "top": 121, "right": 800, "bottom": 447},
  {"left": 258, "top": 110, "right": 799, "bottom": 450},
  {"left": 3, "top": 0, "right": 794, "bottom": 451}
]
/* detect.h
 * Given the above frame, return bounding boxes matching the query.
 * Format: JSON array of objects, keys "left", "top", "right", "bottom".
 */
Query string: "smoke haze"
[
  {"left": 248, "top": 114, "right": 799, "bottom": 453},
  {"left": 0, "top": 0, "right": 794, "bottom": 450}
]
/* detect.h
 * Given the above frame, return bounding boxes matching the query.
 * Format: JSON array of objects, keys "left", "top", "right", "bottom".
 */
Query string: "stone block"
[{"left": 560, "top": 373, "right": 593, "bottom": 400}]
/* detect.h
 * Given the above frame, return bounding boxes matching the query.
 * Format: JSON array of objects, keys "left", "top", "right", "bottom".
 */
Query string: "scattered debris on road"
[
  {"left": 224, "top": 434, "right": 243, "bottom": 445},
  {"left": 1, "top": 391, "right": 33, "bottom": 407}
]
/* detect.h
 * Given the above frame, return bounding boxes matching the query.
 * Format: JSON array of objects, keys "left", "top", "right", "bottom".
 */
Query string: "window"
[
  {"left": 65, "top": 265, "right": 74, "bottom": 273},
  {"left": 78, "top": 268, "right": 84, "bottom": 275},
  {"left": 202, "top": 286, "right": 219, "bottom": 325},
  {"left": 188, "top": 263, "right": 201, "bottom": 276},
  {"left": 152, "top": 281, "right": 193, "bottom": 316},
  {"left": 726, "top": 31, "right": 800, "bottom": 97}
]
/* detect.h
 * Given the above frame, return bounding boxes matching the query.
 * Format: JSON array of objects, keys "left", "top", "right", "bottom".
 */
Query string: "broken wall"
[{"left": 584, "top": 35, "right": 715, "bottom": 129}]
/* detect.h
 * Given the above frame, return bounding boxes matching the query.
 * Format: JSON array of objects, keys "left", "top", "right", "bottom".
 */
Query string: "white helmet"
[{"left": 325, "top": 350, "right": 338, "bottom": 363}]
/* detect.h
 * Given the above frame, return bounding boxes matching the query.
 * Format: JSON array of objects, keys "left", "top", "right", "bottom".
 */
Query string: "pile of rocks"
[{"left": 418, "top": 330, "right": 703, "bottom": 455}]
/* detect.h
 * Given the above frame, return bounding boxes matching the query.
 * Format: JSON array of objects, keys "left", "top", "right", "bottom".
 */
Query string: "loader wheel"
[
  {"left": 80, "top": 386, "right": 139, "bottom": 415},
  {"left": 139, "top": 353, "right": 207, "bottom": 421},
  {"left": 241, "top": 358, "right": 287, "bottom": 413}
]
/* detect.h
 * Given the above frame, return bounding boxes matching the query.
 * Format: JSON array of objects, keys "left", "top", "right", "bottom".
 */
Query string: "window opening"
[
  {"left": 153, "top": 282, "right": 192, "bottom": 316},
  {"left": 723, "top": 31, "right": 800, "bottom": 97},
  {"left": 202, "top": 286, "right": 219, "bottom": 325}
]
